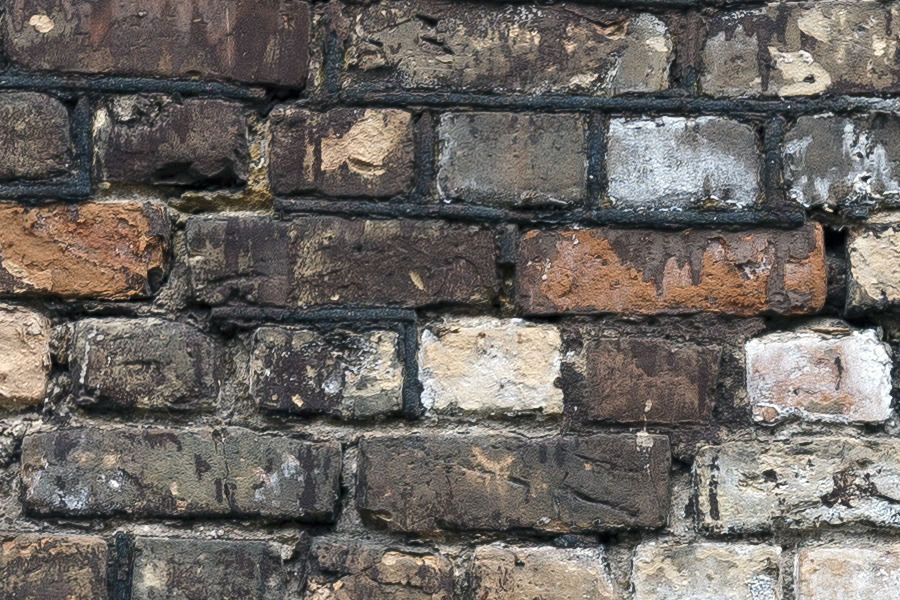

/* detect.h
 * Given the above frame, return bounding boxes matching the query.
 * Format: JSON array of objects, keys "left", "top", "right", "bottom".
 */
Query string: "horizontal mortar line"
[
  {"left": 209, "top": 306, "right": 418, "bottom": 324},
  {"left": 0, "top": 73, "right": 271, "bottom": 100}
]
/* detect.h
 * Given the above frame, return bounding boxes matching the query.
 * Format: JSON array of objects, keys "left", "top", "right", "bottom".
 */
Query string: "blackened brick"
[{"left": 0, "top": 92, "right": 70, "bottom": 181}]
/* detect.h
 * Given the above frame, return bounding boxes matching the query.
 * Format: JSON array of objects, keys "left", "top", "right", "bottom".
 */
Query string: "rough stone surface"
[
  {"left": 746, "top": 321, "right": 893, "bottom": 424},
  {"left": 470, "top": 544, "right": 620, "bottom": 600},
  {"left": 0, "top": 201, "right": 170, "bottom": 299},
  {"left": 306, "top": 538, "right": 453, "bottom": 600},
  {"left": 132, "top": 537, "right": 303, "bottom": 600},
  {"left": 342, "top": 1, "right": 672, "bottom": 95},
  {"left": 0, "top": 304, "right": 51, "bottom": 407},
  {"left": 702, "top": 2, "right": 900, "bottom": 96},
  {"left": 270, "top": 107, "right": 415, "bottom": 197},
  {"left": 5, "top": 0, "right": 311, "bottom": 86},
  {"left": 22, "top": 427, "right": 341, "bottom": 521},
  {"left": 70, "top": 318, "right": 222, "bottom": 412},
  {"left": 0, "top": 92, "right": 71, "bottom": 181},
  {"left": 565, "top": 336, "right": 721, "bottom": 425},
  {"left": 796, "top": 546, "right": 900, "bottom": 600},
  {"left": 437, "top": 112, "right": 587, "bottom": 208},
  {"left": 516, "top": 224, "right": 826, "bottom": 316},
  {"left": 0, "top": 535, "right": 108, "bottom": 600},
  {"left": 847, "top": 222, "right": 900, "bottom": 311},
  {"left": 606, "top": 117, "right": 760, "bottom": 210},
  {"left": 95, "top": 96, "right": 248, "bottom": 187},
  {"left": 357, "top": 433, "right": 671, "bottom": 534},
  {"left": 632, "top": 543, "right": 782, "bottom": 600},
  {"left": 183, "top": 215, "right": 499, "bottom": 308},
  {"left": 250, "top": 326, "right": 403, "bottom": 418},
  {"left": 418, "top": 317, "right": 563, "bottom": 416},
  {"left": 696, "top": 438, "right": 900, "bottom": 533}
]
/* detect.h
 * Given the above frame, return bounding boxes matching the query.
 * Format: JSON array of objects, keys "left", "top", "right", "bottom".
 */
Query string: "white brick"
[
  {"left": 0, "top": 304, "right": 50, "bottom": 406},
  {"left": 796, "top": 546, "right": 900, "bottom": 600}
]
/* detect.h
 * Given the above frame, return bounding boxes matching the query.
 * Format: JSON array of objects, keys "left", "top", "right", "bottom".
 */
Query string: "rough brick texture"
[
  {"left": 0, "top": 535, "right": 108, "bottom": 600},
  {"left": 0, "top": 92, "right": 71, "bottom": 181},
  {"left": 796, "top": 546, "right": 900, "bottom": 600},
  {"left": 847, "top": 221, "right": 900, "bottom": 311},
  {"left": 0, "top": 304, "right": 51, "bottom": 407}
]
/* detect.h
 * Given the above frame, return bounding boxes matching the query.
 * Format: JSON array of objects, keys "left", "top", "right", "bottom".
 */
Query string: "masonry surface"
[{"left": 1, "top": 0, "right": 900, "bottom": 599}]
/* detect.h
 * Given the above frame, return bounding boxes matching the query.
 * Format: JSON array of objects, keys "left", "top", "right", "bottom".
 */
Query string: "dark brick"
[
  {"left": 70, "top": 318, "right": 222, "bottom": 412},
  {"left": 270, "top": 107, "right": 415, "bottom": 197},
  {"left": 0, "top": 535, "right": 108, "bottom": 600},
  {"left": 0, "top": 92, "right": 71, "bottom": 182},
  {"left": 184, "top": 215, "right": 499, "bottom": 308},
  {"left": 22, "top": 427, "right": 341, "bottom": 521},
  {"left": 357, "top": 433, "right": 671, "bottom": 534},
  {"left": 5, "top": 0, "right": 311, "bottom": 86},
  {"left": 96, "top": 96, "right": 248, "bottom": 187}
]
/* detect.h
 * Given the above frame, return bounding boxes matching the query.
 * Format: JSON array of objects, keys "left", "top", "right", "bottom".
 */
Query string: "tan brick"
[
  {"left": 847, "top": 222, "right": 900, "bottom": 311},
  {"left": 796, "top": 546, "right": 900, "bottom": 600},
  {"left": 0, "top": 535, "right": 108, "bottom": 600},
  {"left": 0, "top": 304, "right": 50, "bottom": 407}
]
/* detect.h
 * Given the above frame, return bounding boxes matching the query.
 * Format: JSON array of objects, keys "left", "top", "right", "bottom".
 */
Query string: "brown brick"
[
  {"left": 270, "top": 107, "right": 415, "bottom": 197},
  {"left": 95, "top": 96, "right": 248, "bottom": 187},
  {"left": 357, "top": 433, "right": 671, "bottom": 534},
  {"left": 0, "top": 201, "right": 170, "bottom": 299},
  {"left": 0, "top": 535, "right": 108, "bottom": 600},
  {"left": 0, "top": 304, "right": 51, "bottom": 407},
  {"left": 5, "top": 0, "right": 310, "bottom": 86},
  {"left": 22, "top": 427, "right": 341, "bottom": 521},
  {"left": 0, "top": 92, "right": 70, "bottom": 181},
  {"left": 184, "top": 215, "right": 499, "bottom": 308},
  {"left": 515, "top": 224, "right": 826, "bottom": 316}
]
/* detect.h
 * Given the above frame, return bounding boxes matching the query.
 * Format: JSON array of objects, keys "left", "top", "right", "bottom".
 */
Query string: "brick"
[
  {"left": 796, "top": 546, "right": 900, "bottom": 600},
  {"left": 418, "top": 317, "right": 563, "bottom": 416},
  {"left": 515, "top": 224, "right": 826, "bottom": 316},
  {"left": 95, "top": 96, "right": 248, "bottom": 187},
  {"left": 184, "top": 215, "right": 499, "bottom": 308},
  {"left": 564, "top": 336, "right": 721, "bottom": 425},
  {"left": 5, "top": 0, "right": 310, "bottom": 86},
  {"left": 250, "top": 326, "right": 403, "bottom": 418},
  {"left": 847, "top": 222, "right": 900, "bottom": 311},
  {"left": 606, "top": 117, "right": 760, "bottom": 210},
  {"left": 306, "top": 538, "right": 453, "bottom": 600},
  {"left": 0, "top": 92, "right": 70, "bottom": 181},
  {"left": 696, "top": 438, "right": 900, "bottom": 533},
  {"left": 270, "top": 108, "right": 415, "bottom": 197},
  {"left": 0, "top": 535, "right": 108, "bottom": 600},
  {"left": 70, "top": 318, "right": 222, "bottom": 412},
  {"left": 22, "top": 427, "right": 341, "bottom": 521},
  {"left": 357, "top": 433, "right": 670, "bottom": 534},
  {"left": 470, "top": 544, "right": 619, "bottom": 600},
  {"left": 342, "top": 1, "right": 672, "bottom": 95},
  {"left": 0, "top": 304, "right": 51, "bottom": 407},
  {"left": 746, "top": 322, "right": 892, "bottom": 424},
  {"left": 132, "top": 537, "right": 304, "bottom": 600},
  {"left": 632, "top": 543, "right": 781, "bottom": 600},
  {"left": 702, "top": 2, "right": 900, "bottom": 96},
  {"left": 0, "top": 201, "right": 169, "bottom": 299},
  {"left": 437, "top": 112, "right": 587, "bottom": 208}
]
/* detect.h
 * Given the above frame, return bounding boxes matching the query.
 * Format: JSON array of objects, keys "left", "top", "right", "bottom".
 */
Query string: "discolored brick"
[
  {"left": 796, "top": 546, "right": 900, "bottom": 600},
  {"left": 0, "top": 92, "right": 71, "bottom": 181},
  {"left": 0, "top": 535, "right": 108, "bottom": 600},
  {"left": 846, "top": 221, "right": 900, "bottom": 312},
  {"left": 0, "top": 304, "right": 51, "bottom": 407}
]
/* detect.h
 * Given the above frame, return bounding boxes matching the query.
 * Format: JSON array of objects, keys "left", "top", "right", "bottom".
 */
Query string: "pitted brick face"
[{"left": 0, "top": 92, "right": 71, "bottom": 181}]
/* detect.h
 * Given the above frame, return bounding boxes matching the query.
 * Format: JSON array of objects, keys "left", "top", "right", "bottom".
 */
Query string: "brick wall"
[{"left": 0, "top": 0, "right": 898, "bottom": 598}]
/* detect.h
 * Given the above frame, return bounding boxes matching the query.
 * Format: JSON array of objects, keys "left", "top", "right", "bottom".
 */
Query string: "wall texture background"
[{"left": 0, "top": 0, "right": 899, "bottom": 598}]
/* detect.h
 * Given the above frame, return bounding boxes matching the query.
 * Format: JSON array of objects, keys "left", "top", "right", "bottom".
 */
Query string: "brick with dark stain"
[
  {"left": 0, "top": 92, "right": 71, "bottom": 182},
  {"left": 0, "top": 535, "right": 108, "bottom": 600}
]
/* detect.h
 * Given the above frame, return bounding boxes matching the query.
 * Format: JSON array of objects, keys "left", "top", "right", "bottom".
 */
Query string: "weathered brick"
[
  {"left": 696, "top": 438, "right": 900, "bottom": 533},
  {"left": 419, "top": 317, "right": 563, "bottom": 416},
  {"left": 0, "top": 201, "right": 169, "bottom": 299},
  {"left": 250, "top": 327, "right": 403, "bottom": 418},
  {"left": 606, "top": 117, "right": 760, "bottom": 210},
  {"left": 22, "top": 427, "right": 341, "bottom": 521},
  {"left": 270, "top": 108, "right": 415, "bottom": 197},
  {"left": 184, "top": 216, "right": 499, "bottom": 308},
  {"left": 470, "top": 544, "right": 619, "bottom": 600},
  {"left": 132, "top": 537, "right": 304, "bottom": 600},
  {"left": 702, "top": 2, "right": 900, "bottom": 96},
  {"left": 5, "top": 0, "right": 311, "bottom": 86},
  {"left": 746, "top": 322, "right": 892, "bottom": 424},
  {"left": 437, "top": 112, "right": 587, "bottom": 208},
  {"left": 306, "top": 538, "right": 453, "bottom": 600},
  {"left": 342, "top": 1, "right": 672, "bottom": 95},
  {"left": 0, "top": 535, "right": 108, "bottom": 600},
  {"left": 0, "top": 92, "right": 70, "bottom": 181},
  {"left": 0, "top": 304, "right": 51, "bottom": 407},
  {"left": 847, "top": 221, "right": 900, "bottom": 311},
  {"left": 564, "top": 336, "right": 721, "bottom": 425},
  {"left": 357, "top": 433, "right": 670, "bottom": 534},
  {"left": 516, "top": 224, "right": 826, "bottom": 316},
  {"left": 796, "top": 546, "right": 900, "bottom": 600},
  {"left": 95, "top": 96, "right": 248, "bottom": 187},
  {"left": 70, "top": 318, "right": 222, "bottom": 412},
  {"left": 632, "top": 543, "right": 781, "bottom": 600}
]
